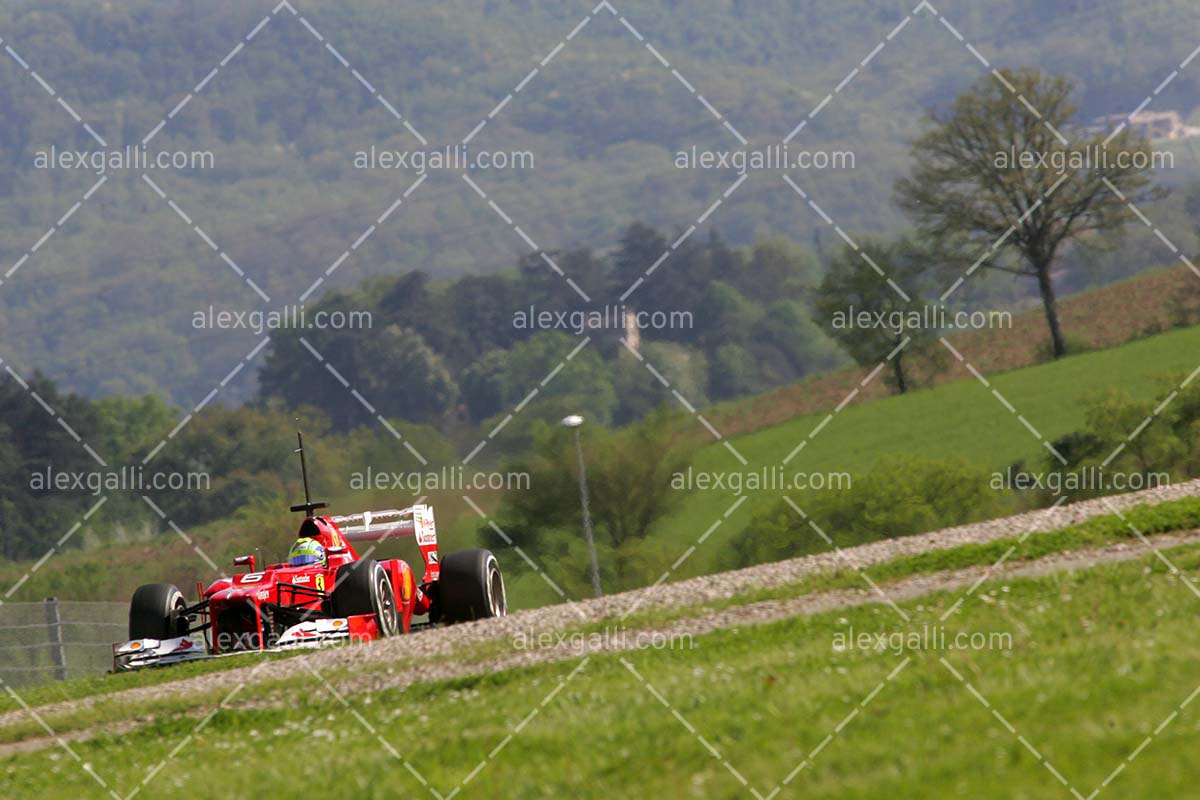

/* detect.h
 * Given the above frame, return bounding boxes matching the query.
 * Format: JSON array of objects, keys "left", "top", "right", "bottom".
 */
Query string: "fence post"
[{"left": 44, "top": 598, "right": 67, "bottom": 681}]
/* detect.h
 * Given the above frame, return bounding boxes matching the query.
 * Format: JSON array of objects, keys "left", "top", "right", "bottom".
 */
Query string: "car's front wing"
[{"left": 112, "top": 617, "right": 367, "bottom": 671}]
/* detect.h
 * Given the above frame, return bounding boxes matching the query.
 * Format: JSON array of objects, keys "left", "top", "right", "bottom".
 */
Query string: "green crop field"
[
  {"left": 509, "top": 320, "right": 1200, "bottom": 609},
  {"left": 5, "top": 536, "right": 1200, "bottom": 799},
  {"left": 642, "top": 324, "right": 1200, "bottom": 578}
]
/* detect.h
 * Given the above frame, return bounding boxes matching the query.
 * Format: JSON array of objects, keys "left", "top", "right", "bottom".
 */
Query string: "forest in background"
[{"left": 1, "top": 0, "right": 1199, "bottom": 404}]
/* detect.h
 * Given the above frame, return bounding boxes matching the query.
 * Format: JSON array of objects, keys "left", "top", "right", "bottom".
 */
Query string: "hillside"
[
  {"left": 709, "top": 262, "right": 1200, "bottom": 439},
  {"left": 8, "top": 264, "right": 1200, "bottom": 609},
  {"left": 1, "top": 0, "right": 1199, "bottom": 403},
  {"left": 531, "top": 318, "right": 1200, "bottom": 604}
]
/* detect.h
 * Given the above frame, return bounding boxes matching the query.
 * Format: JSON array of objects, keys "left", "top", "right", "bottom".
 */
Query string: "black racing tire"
[
  {"left": 333, "top": 560, "right": 399, "bottom": 637},
  {"left": 437, "top": 549, "right": 506, "bottom": 624},
  {"left": 129, "top": 583, "right": 187, "bottom": 640}
]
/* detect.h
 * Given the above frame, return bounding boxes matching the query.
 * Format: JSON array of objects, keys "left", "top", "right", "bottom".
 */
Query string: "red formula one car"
[{"left": 113, "top": 437, "right": 506, "bottom": 671}]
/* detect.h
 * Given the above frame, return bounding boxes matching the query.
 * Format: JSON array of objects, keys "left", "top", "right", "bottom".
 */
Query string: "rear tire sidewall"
[{"left": 437, "top": 549, "right": 506, "bottom": 623}]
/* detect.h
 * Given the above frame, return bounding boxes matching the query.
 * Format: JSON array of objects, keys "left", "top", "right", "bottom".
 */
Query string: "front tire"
[
  {"left": 333, "top": 560, "right": 399, "bottom": 637},
  {"left": 129, "top": 583, "right": 187, "bottom": 640},
  {"left": 437, "top": 549, "right": 506, "bottom": 623}
]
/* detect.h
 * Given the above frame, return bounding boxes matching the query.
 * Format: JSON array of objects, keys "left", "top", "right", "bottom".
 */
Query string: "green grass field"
[
  {"left": 5, "top": 492, "right": 1198, "bottom": 754},
  {"left": 642, "top": 324, "right": 1200, "bottom": 581},
  {"left": 5, "top": 537, "right": 1200, "bottom": 799}
]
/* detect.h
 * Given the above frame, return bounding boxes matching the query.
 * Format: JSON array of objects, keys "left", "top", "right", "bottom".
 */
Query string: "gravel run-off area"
[{"left": 2, "top": 478, "right": 1198, "bottom": 742}]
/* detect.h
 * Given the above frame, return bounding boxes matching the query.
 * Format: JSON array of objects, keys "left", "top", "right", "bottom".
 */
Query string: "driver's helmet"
[{"left": 288, "top": 537, "right": 326, "bottom": 568}]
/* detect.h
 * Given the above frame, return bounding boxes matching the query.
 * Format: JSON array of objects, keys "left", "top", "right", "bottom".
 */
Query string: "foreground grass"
[
  {"left": 5, "top": 542, "right": 1200, "bottom": 798},
  {"left": 6, "top": 494, "right": 1200, "bottom": 730}
]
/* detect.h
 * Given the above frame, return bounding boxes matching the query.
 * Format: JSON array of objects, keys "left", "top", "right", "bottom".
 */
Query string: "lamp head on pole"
[{"left": 560, "top": 414, "right": 584, "bottom": 429}]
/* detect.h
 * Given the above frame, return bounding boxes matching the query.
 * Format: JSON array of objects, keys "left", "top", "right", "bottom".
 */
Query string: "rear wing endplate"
[{"left": 329, "top": 504, "right": 440, "bottom": 582}]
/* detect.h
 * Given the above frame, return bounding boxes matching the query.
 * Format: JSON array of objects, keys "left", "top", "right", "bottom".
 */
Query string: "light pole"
[{"left": 561, "top": 414, "right": 602, "bottom": 597}]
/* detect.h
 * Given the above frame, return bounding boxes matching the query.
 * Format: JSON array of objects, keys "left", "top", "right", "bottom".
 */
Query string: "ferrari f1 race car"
[{"left": 112, "top": 436, "right": 507, "bottom": 671}]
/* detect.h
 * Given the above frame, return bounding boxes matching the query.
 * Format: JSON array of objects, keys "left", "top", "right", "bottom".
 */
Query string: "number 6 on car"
[{"left": 113, "top": 433, "right": 507, "bottom": 671}]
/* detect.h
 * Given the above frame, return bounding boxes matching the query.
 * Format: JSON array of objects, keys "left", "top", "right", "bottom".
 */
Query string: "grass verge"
[{"left": 4, "top": 542, "right": 1200, "bottom": 798}]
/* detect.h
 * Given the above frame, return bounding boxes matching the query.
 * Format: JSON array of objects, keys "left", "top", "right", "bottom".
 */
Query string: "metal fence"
[{"left": 0, "top": 599, "right": 126, "bottom": 689}]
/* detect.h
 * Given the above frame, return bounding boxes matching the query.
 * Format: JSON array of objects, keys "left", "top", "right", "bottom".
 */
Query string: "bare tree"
[{"left": 896, "top": 68, "right": 1159, "bottom": 358}]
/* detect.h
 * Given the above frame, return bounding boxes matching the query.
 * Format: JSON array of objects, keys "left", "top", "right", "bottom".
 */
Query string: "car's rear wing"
[{"left": 329, "top": 504, "right": 440, "bottom": 582}]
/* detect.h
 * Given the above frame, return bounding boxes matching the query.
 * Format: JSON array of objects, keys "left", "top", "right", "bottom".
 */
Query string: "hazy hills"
[{"left": 1, "top": 0, "right": 1198, "bottom": 403}]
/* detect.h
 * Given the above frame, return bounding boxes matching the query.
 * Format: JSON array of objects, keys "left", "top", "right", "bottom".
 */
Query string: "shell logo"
[{"left": 400, "top": 569, "right": 414, "bottom": 603}]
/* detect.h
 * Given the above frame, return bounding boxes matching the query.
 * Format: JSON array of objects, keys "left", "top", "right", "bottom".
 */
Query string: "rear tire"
[
  {"left": 129, "top": 583, "right": 187, "bottom": 640},
  {"left": 332, "top": 560, "right": 399, "bottom": 637},
  {"left": 437, "top": 549, "right": 506, "bottom": 623}
]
